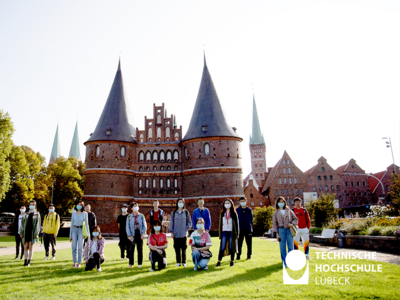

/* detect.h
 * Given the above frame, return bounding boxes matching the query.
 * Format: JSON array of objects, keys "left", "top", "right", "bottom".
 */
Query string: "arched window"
[
  {"left": 255, "top": 173, "right": 258, "bottom": 178},
  {"left": 160, "top": 166, "right": 164, "bottom": 170},
  {"left": 291, "top": 189, "right": 293, "bottom": 195},
  {"left": 146, "top": 151, "right": 151, "bottom": 162},
  {"left": 339, "top": 195, "right": 343, "bottom": 201},
  {"left": 204, "top": 143, "right": 210, "bottom": 156},
  {"left": 167, "top": 166, "right": 171, "bottom": 170},
  {"left": 283, "top": 161, "right": 286, "bottom": 165},
  {"left": 138, "top": 179, "right": 142, "bottom": 188},
  {"left": 145, "top": 179, "right": 149, "bottom": 188},
  {"left": 153, "top": 166, "right": 157, "bottom": 171},
  {"left": 325, "top": 185, "right": 328, "bottom": 191},
  {"left": 337, "top": 185, "right": 340, "bottom": 191},
  {"left": 294, "top": 177, "right": 298, "bottom": 184},
  {"left": 153, "top": 151, "right": 158, "bottom": 162},
  {"left": 331, "top": 185, "right": 334, "bottom": 191},
  {"left": 174, "top": 132, "right": 179, "bottom": 141},
  {"left": 279, "top": 178, "right": 282, "bottom": 184},
  {"left": 280, "top": 189, "right": 283, "bottom": 195},
  {"left": 283, "top": 168, "right": 286, "bottom": 174},
  {"left": 157, "top": 115, "right": 161, "bottom": 124},
  {"left": 313, "top": 186, "right": 317, "bottom": 192},
  {"left": 160, "top": 179, "right": 164, "bottom": 188},
  {"left": 139, "top": 151, "right": 144, "bottom": 162},
  {"left": 324, "top": 176, "right": 327, "bottom": 180},
  {"left": 167, "top": 179, "right": 171, "bottom": 188},
  {"left": 288, "top": 168, "right": 291, "bottom": 174},
  {"left": 319, "top": 186, "right": 322, "bottom": 191},
  {"left": 96, "top": 146, "right": 100, "bottom": 157},
  {"left": 287, "top": 160, "right": 290, "bottom": 164},
  {"left": 174, "top": 179, "right": 178, "bottom": 188},
  {"left": 173, "top": 150, "right": 179, "bottom": 161},
  {"left": 322, "top": 167, "right": 325, "bottom": 172},
  {"left": 174, "top": 165, "right": 178, "bottom": 170},
  {"left": 255, "top": 163, "right": 258, "bottom": 168},
  {"left": 148, "top": 128, "right": 152, "bottom": 139},
  {"left": 157, "top": 127, "right": 161, "bottom": 139},
  {"left": 166, "top": 127, "right": 170, "bottom": 139},
  {"left": 139, "top": 166, "right": 143, "bottom": 171},
  {"left": 140, "top": 134, "right": 144, "bottom": 143},
  {"left": 120, "top": 146, "right": 126, "bottom": 157},
  {"left": 284, "top": 178, "right": 287, "bottom": 184},
  {"left": 295, "top": 189, "right": 299, "bottom": 195},
  {"left": 184, "top": 147, "right": 187, "bottom": 158},
  {"left": 318, "top": 176, "right": 321, "bottom": 180},
  {"left": 259, "top": 201, "right": 263, "bottom": 206},
  {"left": 275, "top": 189, "right": 278, "bottom": 196},
  {"left": 300, "top": 188, "right": 303, "bottom": 195},
  {"left": 289, "top": 178, "right": 292, "bottom": 184},
  {"left": 153, "top": 179, "right": 156, "bottom": 188},
  {"left": 285, "top": 189, "right": 288, "bottom": 195},
  {"left": 160, "top": 151, "right": 165, "bottom": 162},
  {"left": 166, "top": 151, "right": 172, "bottom": 162}
]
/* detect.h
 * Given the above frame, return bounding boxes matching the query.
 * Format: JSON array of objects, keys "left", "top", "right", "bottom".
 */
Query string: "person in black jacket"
[
  {"left": 235, "top": 197, "right": 254, "bottom": 260},
  {"left": 84, "top": 204, "right": 97, "bottom": 247},
  {"left": 14, "top": 206, "right": 26, "bottom": 260},
  {"left": 149, "top": 200, "right": 164, "bottom": 228}
]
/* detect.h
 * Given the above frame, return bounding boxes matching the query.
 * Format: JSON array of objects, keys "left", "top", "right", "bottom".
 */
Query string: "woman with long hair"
[
  {"left": 83, "top": 226, "right": 105, "bottom": 272},
  {"left": 272, "top": 196, "right": 298, "bottom": 267},
  {"left": 215, "top": 198, "right": 239, "bottom": 267},
  {"left": 168, "top": 197, "right": 192, "bottom": 267},
  {"left": 147, "top": 219, "right": 168, "bottom": 271},
  {"left": 20, "top": 200, "right": 41, "bottom": 266},
  {"left": 70, "top": 200, "right": 91, "bottom": 268}
]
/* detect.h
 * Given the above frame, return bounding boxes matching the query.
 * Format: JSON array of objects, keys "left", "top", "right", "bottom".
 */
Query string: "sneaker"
[
  {"left": 20, "top": 257, "right": 23, "bottom": 260},
  {"left": 128, "top": 265, "right": 133, "bottom": 268},
  {"left": 44, "top": 257, "right": 49, "bottom": 260},
  {"left": 150, "top": 268, "right": 154, "bottom": 272},
  {"left": 52, "top": 257, "right": 56, "bottom": 260},
  {"left": 23, "top": 259, "right": 28, "bottom": 266},
  {"left": 183, "top": 263, "right": 187, "bottom": 267},
  {"left": 72, "top": 263, "right": 76, "bottom": 268},
  {"left": 97, "top": 268, "right": 102, "bottom": 272},
  {"left": 15, "top": 256, "right": 19, "bottom": 260},
  {"left": 177, "top": 263, "right": 181, "bottom": 267},
  {"left": 247, "top": 256, "right": 251, "bottom": 260},
  {"left": 203, "top": 266, "right": 208, "bottom": 270},
  {"left": 230, "top": 261, "right": 234, "bottom": 267},
  {"left": 306, "top": 256, "right": 312, "bottom": 260},
  {"left": 138, "top": 265, "right": 142, "bottom": 268},
  {"left": 215, "top": 261, "right": 221, "bottom": 267},
  {"left": 236, "top": 255, "right": 240, "bottom": 260},
  {"left": 121, "top": 258, "right": 124, "bottom": 261},
  {"left": 76, "top": 264, "right": 81, "bottom": 268},
  {"left": 27, "top": 260, "right": 31, "bottom": 267},
  {"left": 193, "top": 267, "right": 198, "bottom": 271}
]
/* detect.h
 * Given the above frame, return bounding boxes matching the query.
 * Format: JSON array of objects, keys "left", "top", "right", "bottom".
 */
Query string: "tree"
[
  {"left": 0, "top": 110, "right": 15, "bottom": 201},
  {"left": 389, "top": 174, "right": 400, "bottom": 206},
  {"left": 253, "top": 206, "right": 275, "bottom": 234},
  {"left": 305, "top": 193, "right": 337, "bottom": 227}
]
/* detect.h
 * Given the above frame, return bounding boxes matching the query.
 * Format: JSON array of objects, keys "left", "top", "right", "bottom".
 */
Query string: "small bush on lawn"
[
  {"left": 340, "top": 218, "right": 370, "bottom": 235},
  {"left": 366, "top": 226, "right": 382, "bottom": 236},
  {"left": 324, "top": 218, "right": 341, "bottom": 229},
  {"left": 309, "top": 227, "right": 322, "bottom": 234},
  {"left": 253, "top": 206, "right": 275, "bottom": 234}
]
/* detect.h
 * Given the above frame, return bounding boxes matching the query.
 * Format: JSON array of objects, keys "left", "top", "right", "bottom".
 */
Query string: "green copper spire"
[
  {"left": 250, "top": 94, "right": 265, "bottom": 145},
  {"left": 49, "top": 124, "right": 61, "bottom": 164},
  {"left": 69, "top": 121, "right": 81, "bottom": 161}
]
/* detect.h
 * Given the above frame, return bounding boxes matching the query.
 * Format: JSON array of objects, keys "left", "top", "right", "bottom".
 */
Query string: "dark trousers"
[
  {"left": 128, "top": 230, "right": 143, "bottom": 265},
  {"left": 85, "top": 253, "right": 104, "bottom": 271},
  {"left": 119, "top": 238, "right": 128, "bottom": 259},
  {"left": 238, "top": 231, "right": 252, "bottom": 258},
  {"left": 173, "top": 237, "right": 187, "bottom": 264},
  {"left": 218, "top": 231, "right": 235, "bottom": 261},
  {"left": 150, "top": 250, "right": 166, "bottom": 270},
  {"left": 15, "top": 234, "right": 24, "bottom": 258},
  {"left": 43, "top": 233, "right": 57, "bottom": 257}
]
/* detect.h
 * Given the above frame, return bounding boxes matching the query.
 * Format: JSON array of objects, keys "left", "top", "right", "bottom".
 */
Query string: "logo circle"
[{"left": 286, "top": 250, "right": 306, "bottom": 271}]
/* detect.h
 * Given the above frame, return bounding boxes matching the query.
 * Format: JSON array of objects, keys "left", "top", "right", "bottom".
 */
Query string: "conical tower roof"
[
  {"left": 49, "top": 124, "right": 60, "bottom": 164},
  {"left": 69, "top": 121, "right": 81, "bottom": 161},
  {"left": 86, "top": 60, "right": 136, "bottom": 143},
  {"left": 250, "top": 94, "right": 265, "bottom": 145},
  {"left": 182, "top": 55, "right": 239, "bottom": 141}
]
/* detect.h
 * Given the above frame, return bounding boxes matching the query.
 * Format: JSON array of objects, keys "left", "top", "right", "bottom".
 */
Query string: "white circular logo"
[{"left": 286, "top": 250, "right": 306, "bottom": 271}]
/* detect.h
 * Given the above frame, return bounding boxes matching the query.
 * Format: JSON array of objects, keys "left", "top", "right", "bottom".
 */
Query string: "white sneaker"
[
  {"left": 150, "top": 268, "right": 154, "bottom": 272},
  {"left": 177, "top": 263, "right": 181, "bottom": 267},
  {"left": 121, "top": 258, "right": 124, "bottom": 261},
  {"left": 44, "top": 257, "right": 49, "bottom": 260},
  {"left": 193, "top": 267, "right": 198, "bottom": 271},
  {"left": 203, "top": 266, "right": 208, "bottom": 270},
  {"left": 52, "top": 257, "right": 56, "bottom": 260},
  {"left": 306, "top": 256, "right": 312, "bottom": 260},
  {"left": 183, "top": 263, "right": 187, "bottom": 267},
  {"left": 97, "top": 268, "right": 102, "bottom": 272},
  {"left": 127, "top": 265, "right": 133, "bottom": 268},
  {"left": 138, "top": 265, "right": 142, "bottom": 268}
]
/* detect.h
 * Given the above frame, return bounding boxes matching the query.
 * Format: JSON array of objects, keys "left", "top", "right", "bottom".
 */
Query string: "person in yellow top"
[{"left": 43, "top": 204, "right": 60, "bottom": 260}]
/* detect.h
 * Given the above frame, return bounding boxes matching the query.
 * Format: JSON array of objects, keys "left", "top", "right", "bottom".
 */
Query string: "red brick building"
[
  {"left": 243, "top": 175, "right": 270, "bottom": 207},
  {"left": 261, "top": 151, "right": 307, "bottom": 208},
  {"left": 83, "top": 57, "right": 244, "bottom": 233},
  {"left": 368, "top": 164, "right": 399, "bottom": 204}
]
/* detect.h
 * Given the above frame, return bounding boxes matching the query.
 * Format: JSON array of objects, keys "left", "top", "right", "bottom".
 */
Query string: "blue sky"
[{"left": 1, "top": 0, "right": 399, "bottom": 175}]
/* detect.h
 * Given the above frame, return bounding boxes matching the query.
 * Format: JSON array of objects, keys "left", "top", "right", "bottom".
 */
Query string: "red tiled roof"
[
  {"left": 335, "top": 163, "right": 349, "bottom": 174},
  {"left": 261, "top": 158, "right": 282, "bottom": 193},
  {"left": 368, "top": 170, "right": 387, "bottom": 194},
  {"left": 304, "top": 165, "right": 316, "bottom": 176}
]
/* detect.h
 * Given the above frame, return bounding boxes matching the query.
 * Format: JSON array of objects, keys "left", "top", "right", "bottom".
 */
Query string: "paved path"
[{"left": 259, "top": 237, "right": 400, "bottom": 266}]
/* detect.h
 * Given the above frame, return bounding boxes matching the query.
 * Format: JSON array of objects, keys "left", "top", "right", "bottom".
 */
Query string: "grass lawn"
[
  {"left": 0, "top": 236, "right": 70, "bottom": 248},
  {"left": 0, "top": 237, "right": 399, "bottom": 299}
]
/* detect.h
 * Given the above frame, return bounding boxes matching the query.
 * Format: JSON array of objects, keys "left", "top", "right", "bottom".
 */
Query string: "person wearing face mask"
[
  {"left": 14, "top": 206, "right": 26, "bottom": 260},
  {"left": 20, "top": 200, "right": 41, "bottom": 267},
  {"left": 189, "top": 218, "right": 212, "bottom": 271},
  {"left": 84, "top": 226, "right": 105, "bottom": 272},
  {"left": 126, "top": 202, "right": 147, "bottom": 268},
  {"left": 272, "top": 196, "right": 298, "bottom": 267},
  {"left": 169, "top": 197, "right": 192, "bottom": 267},
  {"left": 192, "top": 198, "right": 211, "bottom": 232},
  {"left": 215, "top": 198, "right": 239, "bottom": 267},
  {"left": 70, "top": 200, "right": 91, "bottom": 268},
  {"left": 147, "top": 219, "right": 168, "bottom": 271},
  {"left": 149, "top": 199, "right": 164, "bottom": 229},
  {"left": 292, "top": 197, "right": 311, "bottom": 260},
  {"left": 117, "top": 204, "right": 129, "bottom": 261},
  {"left": 42, "top": 204, "right": 60, "bottom": 260},
  {"left": 235, "top": 197, "right": 253, "bottom": 260},
  {"left": 83, "top": 204, "right": 97, "bottom": 248}
]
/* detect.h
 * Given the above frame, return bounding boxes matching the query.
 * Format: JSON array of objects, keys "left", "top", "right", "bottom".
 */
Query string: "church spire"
[
  {"left": 86, "top": 59, "right": 136, "bottom": 143},
  {"left": 49, "top": 124, "right": 60, "bottom": 164},
  {"left": 183, "top": 54, "right": 239, "bottom": 141},
  {"left": 250, "top": 94, "right": 265, "bottom": 145},
  {"left": 69, "top": 121, "right": 81, "bottom": 161}
]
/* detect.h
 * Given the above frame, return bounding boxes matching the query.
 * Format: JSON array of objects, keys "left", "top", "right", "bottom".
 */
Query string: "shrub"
[
  {"left": 380, "top": 226, "right": 398, "bottom": 236},
  {"left": 309, "top": 227, "right": 322, "bottom": 234},
  {"left": 253, "top": 206, "right": 275, "bottom": 234},
  {"left": 325, "top": 218, "right": 341, "bottom": 230},
  {"left": 305, "top": 193, "right": 337, "bottom": 227},
  {"left": 366, "top": 226, "right": 382, "bottom": 236},
  {"left": 372, "top": 217, "right": 400, "bottom": 227},
  {"left": 339, "top": 219, "right": 369, "bottom": 235}
]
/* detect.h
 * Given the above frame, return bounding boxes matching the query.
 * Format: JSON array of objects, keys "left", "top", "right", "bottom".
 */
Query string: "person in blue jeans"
[
  {"left": 215, "top": 198, "right": 239, "bottom": 267},
  {"left": 272, "top": 197, "right": 298, "bottom": 267},
  {"left": 189, "top": 218, "right": 212, "bottom": 271},
  {"left": 70, "top": 200, "right": 91, "bottom": 268}
]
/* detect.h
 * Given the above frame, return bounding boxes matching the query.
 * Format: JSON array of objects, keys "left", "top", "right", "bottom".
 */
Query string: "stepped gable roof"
[
  {"left": 49, "top": 124, "right": 60, "bottom": 165},
  {"left": 86, "top": 60, "right": 136, "bottom": 143},
  {"left": 250, "top": 94, "right": 265, "bottom": 145},
  {"left": 182, "top": 54, "right": 240, "bottom": 141},
  {"left": 69, "top": 121, "right": 81, "bottom": 161}
]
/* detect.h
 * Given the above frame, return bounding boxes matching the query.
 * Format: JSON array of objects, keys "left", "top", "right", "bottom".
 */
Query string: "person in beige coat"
[{"left": 272, "top": 197, "right": 298, "bottom": 267}]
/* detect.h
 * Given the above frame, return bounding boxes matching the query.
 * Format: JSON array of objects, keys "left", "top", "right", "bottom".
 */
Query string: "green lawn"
[
  {"left": 0, "top": 236, "right": 70, "bottom": 248},
  {"left": 0, "top": 238, "right": 399, "bottom": 299}
]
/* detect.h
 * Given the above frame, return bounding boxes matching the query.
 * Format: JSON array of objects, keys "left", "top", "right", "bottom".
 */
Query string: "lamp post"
[{"left": 382, "top": 137, "right": 397, "bottom": 174}]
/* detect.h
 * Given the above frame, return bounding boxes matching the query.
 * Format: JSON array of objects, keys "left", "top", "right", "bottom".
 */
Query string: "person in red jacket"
[{"left": 292, "top": 197, "right": 311, "bottom": 260}]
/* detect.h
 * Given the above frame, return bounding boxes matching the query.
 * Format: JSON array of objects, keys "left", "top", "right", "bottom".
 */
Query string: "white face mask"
[
  {"left": 20, "top": 209, "right": 25, "bottom": 213},
  {"left": 133, "top": 207, "right": 139, "bottom": 212},
  {"left": 224, "top": 204, "right": 231, "bottom": 209},
  {"left": 240, "top": 202, "right": 246, "bottom": 206},
  {"left": 154, "top": 226, "right": 161, "bottom": 232},
  {"left": 196, "top": 224, "right": 204, "bottom": 230},
  {"left": 122, "top": 208, "right": 127, "bottom": 213},
  {"left": 178, "top": 203, "right": 184, "bottom": 208}
]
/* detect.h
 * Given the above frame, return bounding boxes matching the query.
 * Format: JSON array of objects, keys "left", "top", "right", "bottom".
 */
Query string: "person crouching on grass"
[
  {"left": 147, "top": 219, "right": 168, "bottom": 271},
  {"left": 84, "top": 226, "right": 105, "bottom": 272},
  {"left": 189, "top": 218, "right": 212, "bottom": 271}
]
